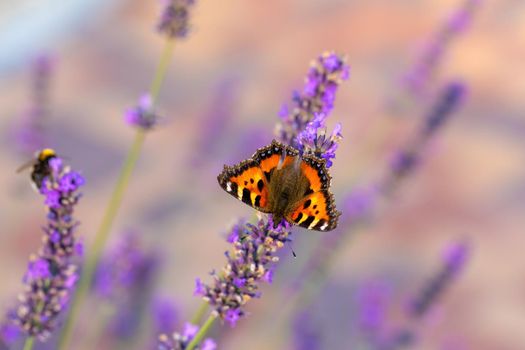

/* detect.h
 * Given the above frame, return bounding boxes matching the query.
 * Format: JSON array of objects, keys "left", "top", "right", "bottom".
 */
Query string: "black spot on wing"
[
  {"left": 264, "top": 170, "right": 273, "bottom": 182},
  {"left": 254, "top": 195, "right": 261, "bottom": 207},
  {"left": 304, "top": 188, "right": 314, "bottom": 196},
  {"left": 294, "top": 212, "right": 303, "bottom": 223},
  {"left": 303, "top": 199, "right": 311, "bottom": 209},
  {"left": 242, "top": 188, "right": 251, "bottom": 205},
  {"left": 230, "top": 182, "right": 238, "bottom": 196},
  {"left": 257, "top": 179, "right": 264, "bottom": 192},
  {"left": 301, "top": 215, "right": 315, "bottom": 228}
]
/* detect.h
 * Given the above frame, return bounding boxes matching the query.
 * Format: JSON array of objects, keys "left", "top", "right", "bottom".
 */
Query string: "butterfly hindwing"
[
  {"left": 286, "top": 190, "right": 340, "bottom": 231},
  {"left": 218, "top": 159, "right": 270, "bottom": 212}
]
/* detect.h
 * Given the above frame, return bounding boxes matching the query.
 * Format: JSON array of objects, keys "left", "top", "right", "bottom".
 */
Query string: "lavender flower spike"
[
  {"left": 157, "top": 0, "right": 196, "bottom": 39},
  {"left": 408, "top": 241, "right": 470, "bottom": 318},
  {"left": 194, "top": 216, "right": 292, "bottom": 326},
  {"left": 13, "top": 155, "right": 84, "bottom": 340},
  {"left": 125, "top": 93, "right": 162, "bottom": 130},
  {"left": 276, "top": 51, "right": 349, "bottom": 148},
  {"left": 387, "top": 81, "right": 466, "bottom": 187},
  {"left": 298, "top": 113, "right": 342, "bottom": 168},
  {"left": 402, "top": 0, "right": 480, "bottom": 97},
  {"left": 158, "top": 322, "right": 216, "bottom": 350}
]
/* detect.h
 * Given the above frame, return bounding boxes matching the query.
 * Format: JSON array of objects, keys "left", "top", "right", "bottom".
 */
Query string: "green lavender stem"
[
  {"left": 22, "top": 336, "right": 34, "bottom": 350},
  {"left": 186, "top": 314, "right": 217, "bottom": 350},
  {"left": 57, "top": 38, "right": 176, "bottom": 350},
  {"left": 190, "top": 302, "right": 209, "bottom": 325}
]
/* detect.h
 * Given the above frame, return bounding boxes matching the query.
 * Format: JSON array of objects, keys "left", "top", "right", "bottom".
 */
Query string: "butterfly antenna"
[{"left": 288, "top": 241, "right": 297, "bottom": 258}]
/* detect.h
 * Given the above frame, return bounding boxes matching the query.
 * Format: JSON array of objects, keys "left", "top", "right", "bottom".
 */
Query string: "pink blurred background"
[{"left": 0, "top": 0, "right": 524, "bottom": 349}]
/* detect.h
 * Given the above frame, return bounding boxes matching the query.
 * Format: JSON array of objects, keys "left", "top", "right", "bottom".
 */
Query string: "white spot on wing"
[
  {"left": 226, "top": 181, "right": 232, "bottom": 192},
  {"left": 308, "top": 219, "right": 319, "bottom": 230},
  {"left": 320, "top": 222, "right": 328, "bottom": 231}
]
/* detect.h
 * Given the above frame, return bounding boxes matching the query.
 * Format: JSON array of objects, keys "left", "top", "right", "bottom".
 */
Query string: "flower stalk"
[{"left": 58, "top": 33, "right": 179, "bottom": 350}]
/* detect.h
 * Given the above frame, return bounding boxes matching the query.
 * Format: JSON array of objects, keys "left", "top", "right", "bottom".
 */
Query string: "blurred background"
[{"left": 0, "top": 0, "right": 524, "bottom": 349}]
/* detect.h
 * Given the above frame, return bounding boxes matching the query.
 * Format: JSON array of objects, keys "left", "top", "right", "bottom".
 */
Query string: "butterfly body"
[
  {"left": 264, "top": 158, "right": 311, "bottom": 225},
  {"left": 218, "top": 140, "right": 340, "bottom": 231}
]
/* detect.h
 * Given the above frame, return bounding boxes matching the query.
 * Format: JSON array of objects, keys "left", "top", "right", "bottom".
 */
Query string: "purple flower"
[
  {"left": 25, "top": 257, "right": 51, "bottom": 281},
  {"left": 125, "top": 93, "right": 161, "bottom": 129},
  {"left": 194, "top": 278, "right": 205, "bottom": 296},
  {"left": 152, "top": 297, "right": 179, "bottom": 336},
  {"left": 224, "top": 309, "right": 241, "bottom": 328},
  {"left": 276, "top": 51, "right": 349, "bottom": 148},
  {"left": 59, "top": 171, "right": 85, "bottom": 192},
  {"left": 382, "top": 81, "right": 466, "bottom": 194},
  {"left": 93, "top": 231, "right": 158, "bottom": 299},
  {"left": 0, "top": 313, "right": 20, "bottom": 346},
  {"left": 9, "top": 156, "right": 84, "bottom": 340},
  {"left": 356, "top": 279, "right": 391, "bottom": 335},
  {"left": 298, "top": 114, "right": 342, "bottom": 167},
  {"left": 42, "top": 188, "right": 60, "bottom": 209},
  {"left": 195, "top": 217, "right": 292, "bottom": 325},
  {"left": 182, "top": 323, "right": 198, "bottom": 338},
  {"left": 420, "top": 82, "right": 466, "bottom": 138},
  {"left": 158, "top": 322, "right": 216, "bottom": 350},
  {"left": 201, "top": 339, "right": 217, "bottom": 350},
  {"left": 401, "top": 0, "right": 479, "bottom": 98},
  {"left": 263, "top": 268, "right": 274, "bottom": 283},
  {"left": 157, "top": 0, "right": 196, "bottom": 39},
  {"left": 408, "top": 241, "right": 470, "bottom": 318},
  {"left": 292, "top": 310, "right": 322, "bottom": 350}
]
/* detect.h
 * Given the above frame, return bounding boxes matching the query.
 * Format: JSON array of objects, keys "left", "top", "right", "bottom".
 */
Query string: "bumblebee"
[{"left": 17, "top": 148, "right": 57, "bottom": 190}]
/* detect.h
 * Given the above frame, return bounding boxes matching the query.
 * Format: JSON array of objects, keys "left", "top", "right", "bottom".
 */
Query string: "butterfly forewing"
[
  {"left": 218, "top": 159, "right": 271, "bottom": 212},
  {"left": 300, "top": 155, "right": 331, "bottom": 193}
]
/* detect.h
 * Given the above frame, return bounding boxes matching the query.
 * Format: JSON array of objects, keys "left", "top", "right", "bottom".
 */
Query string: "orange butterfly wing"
[
  {"left": 286, "top": 156, "right": 340, "bottom": 231},
  {"left": 286, "top": 190, "right": 340, "bottom": 231},
  {"left": 218, "top": 140, "right": 298, "bottom": 212},
  {"left": 218, "top": 159, "right": 270, "bottom": 212}
]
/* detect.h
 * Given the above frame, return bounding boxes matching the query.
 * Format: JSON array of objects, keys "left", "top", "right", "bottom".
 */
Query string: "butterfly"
[
  {"left": 218, "top": 140, "right": 340, "bottom": 231},
  {"left": 16, "top": 148, "right": 57, "bottom": 190}
]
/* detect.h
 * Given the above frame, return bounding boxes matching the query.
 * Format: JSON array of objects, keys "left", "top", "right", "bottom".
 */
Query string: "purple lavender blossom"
[
  {"left": 94, "top": 232, "right": 157, "bottom": 298},
  {"left": 276, "top": 51, "right": 349, "bottom": 148},
  {"left": 157, "top": 0, "right": 196, "bottom": 39},
  {"left": 383, "top": 81, "right": 466, "bottom": 192},
  {"left": 419, "top": 81, "right": 466, "bottom": 139},
  {"left": 0, "top": 312, "right": 20, "bottom": 347},
  {"left": 408, "top": 241, "right": 470, "bottom": 318},
  {"left": 125, "top": 93, "right": 161, "bottom": 129},
  {"left": 10, "top": 155, "right": 84, "bottom": 340},
  {"left": 194, "top": 216, "right": 292, "bottom": 326},
  {"left": 158, "top": 322, "right": 216, "bottom": 350},
  {"left": 93, "top": 232, "right": 158, "bottom": 339},
  {"left": 292, "top": 310, "right": 322, "bottom": 350},
  {"left": 152, "top": 297, "right": 179, "bottom": 336},
  {"left": 356, "top": 279, "right": 391, "bottom": 337},
  {"left": 298, "top": 113, "right": 342, "bottom": 167},
  {"left": 402, "top": 0, "right": 480, "bottom": 97}
]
